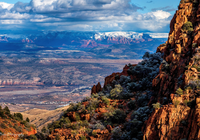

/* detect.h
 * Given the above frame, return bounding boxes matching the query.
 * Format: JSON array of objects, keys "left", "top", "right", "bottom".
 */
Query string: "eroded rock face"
[
  {"left": 143, "top": 1, "right": 200, "bottom": 139},
  {"left": 91, "top": 82, "right": 102, "bottom": 94}
]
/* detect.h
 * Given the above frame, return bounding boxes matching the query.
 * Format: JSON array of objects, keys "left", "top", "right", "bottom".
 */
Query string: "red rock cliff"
[{"left": 143, "top": 0, "right": 200, "bottom": 139}]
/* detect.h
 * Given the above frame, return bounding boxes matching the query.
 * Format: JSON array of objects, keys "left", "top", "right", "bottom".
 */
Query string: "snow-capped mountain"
[{"left": 94, "top": 32, "right": 144, "bottom": 40}]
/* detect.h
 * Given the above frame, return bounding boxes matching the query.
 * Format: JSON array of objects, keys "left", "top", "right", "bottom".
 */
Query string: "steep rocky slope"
[
  {"left": 33, "top": 0, "right": 200, "bottom": 140},
  {"left": 0, "top": 106, "right": 37, "bottom": 140},
  {"left": 143, "top": 0, "right": 200, "bottom": 139},
  {"left": 46, "top": 52, "right": 163, "bottom": 140},
  {"left": 21, "top": 106, "right": 69, "bottom": 132}
]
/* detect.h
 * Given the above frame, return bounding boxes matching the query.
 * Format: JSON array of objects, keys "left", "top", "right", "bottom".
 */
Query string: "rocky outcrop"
[
  {"left": 103, "top": 64, "right": 136, "bottom": 88},
  {"left": 143, "top": 1, "right": 200, "bottom": 139},
  {"left": 91, "top": 82, "right": 102, "bottom": 94}
]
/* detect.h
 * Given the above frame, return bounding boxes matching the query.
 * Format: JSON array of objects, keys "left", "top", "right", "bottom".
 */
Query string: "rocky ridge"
[
  {"left": 0, "top": 106, "right": 37, "bottom": 140},
  {"left": 31, "top": 0, "right": 200, "bottom": 140},
  {"left": 143, "top": 0, "right": 200, "bottom": 139}
]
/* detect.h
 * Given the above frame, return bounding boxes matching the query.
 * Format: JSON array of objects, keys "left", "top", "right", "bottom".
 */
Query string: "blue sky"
[{"left": 0, "top": 0, "right": 180, "bottom": 33}]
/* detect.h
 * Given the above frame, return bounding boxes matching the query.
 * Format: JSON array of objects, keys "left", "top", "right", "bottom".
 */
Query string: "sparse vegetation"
[
  {"left": 101, "top": 96, "right": 110, "bottom": 105},
  {"left": 110, "top": 84, "right": 123, "bottom": 98},
  {"left": 176, "top": 88, "right": 184, "bottom": 95},
  {"left": 173, "top": 100, "right": 180, "bottom": 108},
  {"left": 182, "top": 21, "right": 193, "bottom": 32},
  {"left": 152, "top": 102, "right": 161, "bottom": 109}
]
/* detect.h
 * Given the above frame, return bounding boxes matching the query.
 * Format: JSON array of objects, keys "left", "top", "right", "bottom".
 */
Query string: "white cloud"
[
  {"left": 0, "top": 0, "right": 172, "bottom": 32},
  {"left": 0, "top": 20, "right": 23, "bottom": 24},
  {"left": 0, "top": 2, "right": 14, "bottom": 10},
  {"left": 151, "top": 10, "right": 171, "bottom": 20},
  {"left": 0, "top": 12, "right": 30, "bottom": 19}
]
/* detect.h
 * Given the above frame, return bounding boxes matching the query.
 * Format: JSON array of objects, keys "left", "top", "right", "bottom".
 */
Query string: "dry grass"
[{"left": 15, "top": 106, "right": 69, "bottom": 131}]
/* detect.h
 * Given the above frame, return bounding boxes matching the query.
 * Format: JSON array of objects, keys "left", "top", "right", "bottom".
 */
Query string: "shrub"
[
  {"left": 152, "top": 102, "right": 161, "bottom": 109},
  {"left": 102, "top": 106, "right": 115, "bottom": 120},
  {"left": 92, "top": 131, "right": 97, "bottom": 136},
  {"left": 110, "top": 84, "right": 123, "bottom": 98},
  {"left": 75, "top": 113, "right": 80, "bottom": 121},
  {"left": 14, "top": 113, "right": 23, "bottom": 121},
  {"left": 3, "top": 106, "right": 10, "bottom": 115},
  {"left": 26, "top": 117, "right": 30, "bottom": 122},
  {"left": 127, "top": 100, "right": 136, "bottom": 110},
  {"left": 41, "top": 126, "right": 47, "bottom": 133},
  {"left": 0, "top": 123, "right": 7, "bottom": 129},
  {"left": 173, "top": 100, "right": 180, "bottom": 108},
  {"left": 86, "top": 98, "right": 100, "bottom": 115},
  {"left": 192, "top": 43, "right": 198, "bottom": 48},
  {"left": 112, "top": 109, "right": 126, "bottom": 124},
  {"left": 55, "top": 134, "right": 60, "bottom": 140},
  {"left": 142, "top": 52, "right": 150, "bottom": 59},
  {"left": 176, "top": 88, "right": 183, "bottom": 95},
  {"left": 183, "top": 99, "right": 189, "bottom": 106},
  {"left": 182, "top": 21, "right": 193, "bottom": 31},
  {"left": 85, "top": 128, "right": 92, "bottom": 133},
  {"left": 81, "top": 120, "right": 89, "bottom": 127},
  {"left": 28, "top": 135, "right": 37, "bottom": 140},
  {"left": 80, "top": 136, "right": 86, "bottom": 140},
  {"left": 111, "top": 127, "right": 122, "bottom": 139},
  {"left": 93, "top": 123, "right": 105, "bottom": 130},
  {"left": 101, "top": 96, "right": 110, "bottom": 105},
  {"left": 66, "top": 102, "right": 83, "bottom": 113},
  {"left": 0, "top": 110, "right": 6, "bottom": 119},
  {"left": 14, "top": 125, "right": 23, "bottom": 132}
]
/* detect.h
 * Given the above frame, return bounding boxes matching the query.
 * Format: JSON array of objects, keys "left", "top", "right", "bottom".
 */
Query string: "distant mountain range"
[{"left": 0, "top": 31, "right": 167, "bottom": 51}]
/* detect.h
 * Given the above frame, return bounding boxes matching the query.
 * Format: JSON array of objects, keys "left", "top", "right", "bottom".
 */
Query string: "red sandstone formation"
[
  {"left": 103, "top": 64, "right": 136, "bottom": 88},
  {"left": 91, "top": 82, "right": 102, "bottom": 94},
  {"left": 143, "top": 1, "right": 200, "bottom": 139}
]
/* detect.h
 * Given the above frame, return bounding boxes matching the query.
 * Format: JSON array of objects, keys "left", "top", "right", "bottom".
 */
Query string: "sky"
[{"left": 0, "top": 0, "right": 180, "bottom": 33}]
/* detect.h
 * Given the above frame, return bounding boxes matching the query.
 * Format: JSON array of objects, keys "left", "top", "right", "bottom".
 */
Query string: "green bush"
[
  {"left": 152, "top": 102, "right": 161, "bottom": 109},
  {"left": 112, "top": 109, "right": 126, "bottom": 124},
  {"left": 80, "top": 136, "right": 86, "bottom": 140},
  {"left": 102, "top": 106, "right": 115, "bottom": 120},
  {"left": 176, "top": 88, "right": 183, "bottom": 95},
  {"left": 14, "top": 113, "right": 23, "bottom": 121},
  {"left": 192, "top": 43, "right": 198, "bottom": 48},
  {"left": 28, "top": 135, "right": 37, "bottom": 140},
  {"left": 183, "top": 99, "right": 189, "bottom": 106},
  {"left": 55, "top": 134, "right": 60, "bottom": 140},
  {"left": 0, "top": 110, "right": 6, "bottom": 119},
  {"left": 26, "top": 117, "right": 30, "bottom": 122},
  {"left": 75, "top": 113, "right": 80, "bottom": 121},
  {"left": 14, "top": 125, "right": 23, "bottom": 132},
  {"left": 41, "top": 126, "right": 47, "bottom": 133},
  {"left": 92, "top": 131, "right": 97, "bottom": 136},
  {"left": 101, "top": 96, "right": 110, "bottom": 105},
  {"left": 110, "top": 84, "right": 123, "bottom": 98},
  {"left": 3, "top": 106, "right": 10, "bottom": 115},
  {"left": 86, "top": 98, "right": 99, "bottom": 114},
  {"left": 182, "top": 21, "right": 193, "bottom": 30},
  {"left": 173, "top": 100, "right": 180, "bottom": 108},
  {"left": 66, "top": 102, "right": 83, "bottom": 113},
  {"left": 81, "top": 120, "right": 89, "bottom": 127},
  {"left": 0, "top": 123, "right": 7, "bottom": 129},
  {"left": 182, "top": 21, "right": 193, "bottom": 33}
]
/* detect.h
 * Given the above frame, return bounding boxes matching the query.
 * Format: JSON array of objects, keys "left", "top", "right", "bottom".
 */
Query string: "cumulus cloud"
[{"left": 0, "top": 0, "right": 173, "bottom": 32}]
